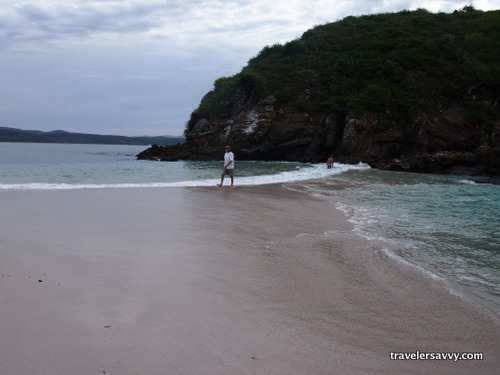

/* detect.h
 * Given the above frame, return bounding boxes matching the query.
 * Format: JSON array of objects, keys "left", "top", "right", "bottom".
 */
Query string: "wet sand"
[{"left": 0, "top": 186, "right": 498, "bottom": 374}]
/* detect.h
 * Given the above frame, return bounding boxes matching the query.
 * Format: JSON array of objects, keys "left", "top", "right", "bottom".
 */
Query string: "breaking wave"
[{"left": 0, "top": 162, "right": 370, "bottom": 190}]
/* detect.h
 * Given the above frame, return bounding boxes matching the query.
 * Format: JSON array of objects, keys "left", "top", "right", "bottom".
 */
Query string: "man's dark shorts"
[{"left": 223, "top": 168, "right": 234, "bottom": 176}]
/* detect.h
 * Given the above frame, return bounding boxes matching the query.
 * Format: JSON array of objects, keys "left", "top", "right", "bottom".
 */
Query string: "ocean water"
[{"left": 1, "top": 142, "right": 498, "bottom": 314}]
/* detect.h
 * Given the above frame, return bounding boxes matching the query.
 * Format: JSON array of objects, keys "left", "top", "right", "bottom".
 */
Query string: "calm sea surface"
[{"left": 1, "top": 142, "right": 499, "bottom": 314}]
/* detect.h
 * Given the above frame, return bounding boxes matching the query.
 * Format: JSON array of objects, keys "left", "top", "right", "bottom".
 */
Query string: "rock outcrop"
[
  {"left": 137, "top": 97, "right": 499, "bottom": 181},
  {"left": 137, "top": 8, "right": 499, "bottom": 182}
]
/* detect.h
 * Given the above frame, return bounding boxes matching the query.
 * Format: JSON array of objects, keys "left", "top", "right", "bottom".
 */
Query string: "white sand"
[{"left": 0, "top": 186, "right": 498, "bottom": 374}]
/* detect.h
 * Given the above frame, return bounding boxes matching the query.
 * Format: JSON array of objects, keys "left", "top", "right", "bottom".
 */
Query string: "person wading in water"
[{"left": 217, "top": 145, "right": 234, "bottom": 188}]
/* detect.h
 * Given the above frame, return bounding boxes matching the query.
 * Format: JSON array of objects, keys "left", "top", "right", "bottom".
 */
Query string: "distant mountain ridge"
[{"left": 0, "top": 127, "right": 185, "bottom": 146}]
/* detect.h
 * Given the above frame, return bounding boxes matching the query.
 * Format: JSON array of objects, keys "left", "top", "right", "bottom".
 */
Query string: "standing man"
[
  {"left": 326, "top": 155, "right": 334, "bottom": 169},
  {"left": 218, "top": 145, "right": 234, "bottom": 187}
]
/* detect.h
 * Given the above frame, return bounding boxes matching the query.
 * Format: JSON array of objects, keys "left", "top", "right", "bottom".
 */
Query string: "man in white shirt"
[{"left": 217, "top": 145, "right": 234, "bottom": 188}]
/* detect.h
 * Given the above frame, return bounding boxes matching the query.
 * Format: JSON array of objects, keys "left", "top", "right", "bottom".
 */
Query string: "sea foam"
[{"left": 0, "top": 162, "right": 370, "bottom": 190}]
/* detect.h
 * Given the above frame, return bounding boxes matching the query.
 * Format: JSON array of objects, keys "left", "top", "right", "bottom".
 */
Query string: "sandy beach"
[{"left": 1, "top": 185, "right": 498, "bottom": 375}]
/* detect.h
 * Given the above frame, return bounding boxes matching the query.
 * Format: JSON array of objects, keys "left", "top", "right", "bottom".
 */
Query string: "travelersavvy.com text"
[{"left": 390, "top": 351, "right": 483, "bottom": 362}]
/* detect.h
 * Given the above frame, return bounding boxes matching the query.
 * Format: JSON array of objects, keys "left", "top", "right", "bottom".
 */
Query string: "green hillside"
[{"left": 188, "top": 6, "right": 499, "bottom": 133}]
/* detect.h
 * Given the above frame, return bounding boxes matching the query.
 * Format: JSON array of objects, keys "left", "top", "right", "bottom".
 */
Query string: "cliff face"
[
  {"left": 138, "top": 94, "right": 499, "bottom": 179},
  {"left": 183, "top": 95, "right": 335, "bottom": 162},
  {"left": 137, "top": 8, "right": 499, "bottom": 181}
]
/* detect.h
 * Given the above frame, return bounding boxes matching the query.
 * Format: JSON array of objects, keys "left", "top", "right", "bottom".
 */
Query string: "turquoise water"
[
  {"left": 292, "top": 170, "right": 499, "bottom": 313},
  {"left": 0, "top": 143, "right": 335, "bottom": 188},
  {"left": 1, "top": 142, "right": 498, "bottom": 314}
]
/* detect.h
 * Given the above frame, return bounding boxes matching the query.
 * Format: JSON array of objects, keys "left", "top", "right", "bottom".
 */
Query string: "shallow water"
[{"left": 289, "top": 170, "right": 500, "bottom": 314}]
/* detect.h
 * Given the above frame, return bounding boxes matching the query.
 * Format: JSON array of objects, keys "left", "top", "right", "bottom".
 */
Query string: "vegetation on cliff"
[
  {"left": 189, "top": 6, "right": 498, "bottom": 134},
  {"left": 140, "top": 7, "right": 499, "bottom": 180}
]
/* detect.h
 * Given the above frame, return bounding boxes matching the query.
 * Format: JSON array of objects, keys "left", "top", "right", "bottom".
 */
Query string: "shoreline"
[{"left": 1, "top": 186, "right": 498, "bottom": 374}]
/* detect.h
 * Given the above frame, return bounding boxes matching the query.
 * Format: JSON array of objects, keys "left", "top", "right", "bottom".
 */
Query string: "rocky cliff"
[{"left": 138, "top": 8, "right": 499, "bottom": 182}]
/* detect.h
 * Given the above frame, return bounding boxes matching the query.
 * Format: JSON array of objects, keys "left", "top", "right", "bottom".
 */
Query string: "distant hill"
[{"left": 0, "top": 127, "right": 185, "bottom": 146}]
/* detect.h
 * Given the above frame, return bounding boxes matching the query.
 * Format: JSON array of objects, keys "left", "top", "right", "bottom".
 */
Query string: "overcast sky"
[{"left": 0, "top": 0, "right": 497, "bottom": 136}]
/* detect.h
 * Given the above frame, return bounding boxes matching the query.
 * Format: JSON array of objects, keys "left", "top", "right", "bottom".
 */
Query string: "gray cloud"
[{"left": 10, "top": 1, "right": 164, "bottom": 42}]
